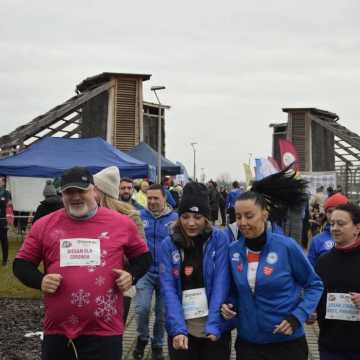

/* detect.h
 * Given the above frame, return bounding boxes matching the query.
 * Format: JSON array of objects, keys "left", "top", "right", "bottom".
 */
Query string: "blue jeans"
[
  {"left": 320, "top": 351, "right": 360, "bottom": 360},
  {"left": 135, "top": 272, "right": 165, "bottom": 348}
]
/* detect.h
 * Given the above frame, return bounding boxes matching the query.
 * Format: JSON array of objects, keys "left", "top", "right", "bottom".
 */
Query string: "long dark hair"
[
  {"left": 236, "top": 166, "right": 308, "bottom": 224},
  {"left": 172, "top": 217, "right": 212, "bottom": 248}
]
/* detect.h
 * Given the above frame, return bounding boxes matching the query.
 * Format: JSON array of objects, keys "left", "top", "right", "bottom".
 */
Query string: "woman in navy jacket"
[
  {"left": 222, "top": 167, "right": 324, "bottom": 360},
  {"left": 159, "top": 182, "right": 231, "bottom": 360}
]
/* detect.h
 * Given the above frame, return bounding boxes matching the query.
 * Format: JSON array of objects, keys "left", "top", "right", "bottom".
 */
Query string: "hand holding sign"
[
  {"left": 113, "top": 269, "right": 133, "bottom": 292},
  {"left": 41, "top": 274, "right": 63, "bottom": 294},
  {"left": 350, "top": 292, "right": 360, "bottom": 310}
]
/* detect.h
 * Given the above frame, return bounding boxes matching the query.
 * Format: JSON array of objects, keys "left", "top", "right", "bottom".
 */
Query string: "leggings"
[
  {"left": 235, "top": 336, "right": 308, "bottom": 360},
  {"left": 168, "top": 332, "right": 231, "bottom": 360}
]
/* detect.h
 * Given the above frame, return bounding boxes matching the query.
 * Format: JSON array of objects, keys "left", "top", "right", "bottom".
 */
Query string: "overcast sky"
[{"left": 1, "top": 0, "right": 360, "bottom": 181}]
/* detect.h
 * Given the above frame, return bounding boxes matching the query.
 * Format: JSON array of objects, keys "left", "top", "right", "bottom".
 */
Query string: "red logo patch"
[
  {"left": 237, "top": 263, "right": 243, "bottom": 272},
  {"left": 173, "top": 269, "right": 180, "bottom": 278},
  {"left": 184, "top": 266, "right": 193, "bottom": 276},
  {"left": 263, "top": 266, "right": 273, "bottom": 276}
]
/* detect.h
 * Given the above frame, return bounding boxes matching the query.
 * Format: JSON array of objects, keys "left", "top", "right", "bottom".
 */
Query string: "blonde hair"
[{"left": 100, "top": 193, "right": 145, "bottom": 237}]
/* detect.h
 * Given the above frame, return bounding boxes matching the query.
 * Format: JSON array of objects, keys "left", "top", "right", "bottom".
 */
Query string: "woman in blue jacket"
[
  {"left": 159, "top": 182, "right": 231, "bottom": 360},
  {"left": 222, "top": 167, "right": 324, "bottom": 360}
]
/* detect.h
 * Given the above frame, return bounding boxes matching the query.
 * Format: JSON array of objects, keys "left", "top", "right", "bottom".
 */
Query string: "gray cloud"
[{"left": 1, "top": 0, "right": 360, "bottom": 179}]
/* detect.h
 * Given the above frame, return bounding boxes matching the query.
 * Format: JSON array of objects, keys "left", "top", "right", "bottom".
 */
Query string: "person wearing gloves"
[
  {"left": 93, "top": 166, "right": 146, "bottom": 326},
  {"left": 222, "top": 167, "right": 324, "bottom": 360},
  {"left": 315, "top": 202, "right": 360, "bottom": 359},
  {"left": 159, "top": 182, "right": 231, "bottom": 360},
  {"left": 308, "top": 192, "right": 348, "bottom": 267}
]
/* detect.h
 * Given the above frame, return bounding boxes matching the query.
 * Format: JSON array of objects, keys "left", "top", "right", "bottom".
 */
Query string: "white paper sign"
[
  {"left": 60, "top": 238, "right": 100, "bottom": 267},
  {"left": 182, "top": 288, "right": 208, "bottom": 320},
  {"left": 326, "top": 292, "right": 360, "bottom": 321}
]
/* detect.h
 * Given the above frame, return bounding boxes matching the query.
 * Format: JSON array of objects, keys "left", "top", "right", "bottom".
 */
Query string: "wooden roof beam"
[
  {"left": 335, "top": 151, "right": 353, "bottom": 166},
  {"left": 335, "top": 140, "right": 360, "bottom": 160}
]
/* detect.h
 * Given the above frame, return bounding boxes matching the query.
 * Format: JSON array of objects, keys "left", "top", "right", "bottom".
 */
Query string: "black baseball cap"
[{"left": 60, "top": 166, "right": 94, "bottom": 192}]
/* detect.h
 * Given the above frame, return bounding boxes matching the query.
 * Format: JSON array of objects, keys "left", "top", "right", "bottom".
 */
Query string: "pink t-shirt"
[{"left": 16, "top": 207, "right": 148, "bottom": 339}]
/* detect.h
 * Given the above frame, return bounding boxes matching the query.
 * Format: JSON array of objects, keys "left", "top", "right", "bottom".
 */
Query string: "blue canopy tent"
[
  {"left": 127, "top": 142, "right": 181, "bottom": 176},
  {"left": 0, "top": 137, "right": 154, "bottom": 179}
]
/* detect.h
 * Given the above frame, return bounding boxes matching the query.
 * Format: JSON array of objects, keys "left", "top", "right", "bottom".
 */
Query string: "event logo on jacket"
[
  {"left": 266, "top": 252, "right": 278, "bottom": 265},
  {"left": 172, "top": 250, "right": 181, "bottom": 264},
  {"left": 324, "top": 240, "right": 334, "bottom": 250},
  {"left": 232, "top": 252, "right": 240, "bottom": 262}
]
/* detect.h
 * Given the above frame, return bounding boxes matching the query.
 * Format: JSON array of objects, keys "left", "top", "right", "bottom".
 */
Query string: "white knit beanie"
[{"left": 93, "top": 166, "right": 120, "bottom": 199}]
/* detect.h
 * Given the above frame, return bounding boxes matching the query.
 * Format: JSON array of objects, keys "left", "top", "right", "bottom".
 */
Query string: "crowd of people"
[{"left": 0, "top": 165, "right": 358, "bottom": 360}]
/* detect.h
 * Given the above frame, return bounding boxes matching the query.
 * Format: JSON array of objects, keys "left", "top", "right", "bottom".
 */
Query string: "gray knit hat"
[
  {"left": 43, "top": 180, "right": 57, "bottom": 197},
  {"left": 93, "top": 166, "right": 120, "bottom": 199}
]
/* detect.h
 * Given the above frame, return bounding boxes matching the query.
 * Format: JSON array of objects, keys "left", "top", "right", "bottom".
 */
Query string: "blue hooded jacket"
[
  {"left": 307, "top": 224, "right": 334, "bottom": 267},
  {"left": 140, "top": 208, "right": 178, "bottom": 274},
  {"left": 225, "top": 189, "right": 241, "bottom": 209},
  {"left": 229, "top": 227, "right": 323, "bottom": 344},
  {"left": 159, "top": 228, "right": 231, "bottom": 338}
]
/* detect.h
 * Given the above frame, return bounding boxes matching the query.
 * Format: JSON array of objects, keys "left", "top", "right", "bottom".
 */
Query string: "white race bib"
[
  {"left": 325, "top": 292, "right": 360, "bottom": 321},
  {"left": 182, "top": 288, "right": 208, "bottom": 320},
  {"left": 60, "top": 238, "right": 101, "bottom": 267}
]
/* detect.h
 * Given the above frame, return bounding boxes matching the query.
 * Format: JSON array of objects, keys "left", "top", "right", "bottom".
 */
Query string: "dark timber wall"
[
  {"left": 311, "top": 121, "right": 335, "bottom": 171},
  {"left": 81, "top": 92, "right": 109, "bottom": 139}
]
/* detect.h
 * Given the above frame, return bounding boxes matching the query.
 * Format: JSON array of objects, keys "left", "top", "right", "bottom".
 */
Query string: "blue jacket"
[
  {"left": 164, "top": 188, "right": 176, "bottom": 209},
  {"left": 229, "top": 227, "right": 323, "bottom": 344},
  {"left": 225, "top": 189, "right": 241, "bottom": 209},
  {"left": 307, "top": 224, "right": 334, "bottom": 267},
  {"left": 159, "top": 228, "right": 231, "bottom": 338},
  {"left": 140, "top": 208, "right": 178, "bottom": 274}
]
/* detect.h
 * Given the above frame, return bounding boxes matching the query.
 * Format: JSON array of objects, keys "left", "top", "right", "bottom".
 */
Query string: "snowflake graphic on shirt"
[
  {"left": 87, "top": 249, "right": 108, "bottom": 272},
  {"left": 94, "top": 289, "right": 118, "bottom": 323},
  {"left": 95, "top": 276, "right": 106, "bottom": 287},
  {"left": 71, "top": 289, "right": 90, "bottom": 307}
]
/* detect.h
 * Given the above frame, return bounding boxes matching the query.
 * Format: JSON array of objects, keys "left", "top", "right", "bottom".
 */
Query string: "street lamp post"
[
  {"left": 190, "top": 142, "right": 197, "bottom": 181},
  {"left": 151, "top": 86, "right": 166, "bottom": 184}
]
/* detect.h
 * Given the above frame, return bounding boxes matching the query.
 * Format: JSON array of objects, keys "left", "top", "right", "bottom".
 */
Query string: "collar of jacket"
[
  {"left": 145, "top": 206, "right": 172, "bottom": 219},
  {"left": 237, "top": 224, "right": 272, "bottom": 253}
]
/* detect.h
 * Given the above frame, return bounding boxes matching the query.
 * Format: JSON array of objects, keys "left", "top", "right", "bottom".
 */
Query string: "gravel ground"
[{"left": 0, "top": 298, "right": 43, "bottom": 360}]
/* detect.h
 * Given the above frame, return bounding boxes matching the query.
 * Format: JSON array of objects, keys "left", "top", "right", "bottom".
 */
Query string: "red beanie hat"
[{"left": 324, "top": 192, "right": 348, "bottom": 210}]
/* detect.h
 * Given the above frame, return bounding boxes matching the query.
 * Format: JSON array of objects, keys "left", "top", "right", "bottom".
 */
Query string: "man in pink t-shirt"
[{"left": 13, "top": 167, "right": 151, "bottom": 360}]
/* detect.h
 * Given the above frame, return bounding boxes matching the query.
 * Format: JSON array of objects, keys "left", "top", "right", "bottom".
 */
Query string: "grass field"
[{"left": 0, "top": 228, "right": 41, "bottom": 299}]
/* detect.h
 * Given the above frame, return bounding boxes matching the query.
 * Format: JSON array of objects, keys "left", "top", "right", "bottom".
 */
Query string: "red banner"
[{"left": 278, "top": 138, "right": 300, "bottom": 171}]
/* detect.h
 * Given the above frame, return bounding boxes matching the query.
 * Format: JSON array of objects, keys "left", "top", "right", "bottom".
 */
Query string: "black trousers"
[
  {"left": 0, "top": 226, "right": 8, "bottom": 264},
  {"left": 168, "top": 332, "right": 231, "bottom": 360},
  {"left": 228, "top": 208, "right": 236, "bottom": 224},
  {"left": 42, "top": 335, "right": 122, "bottom": 360},
  {"left": 235, "top": 336, "right": 308, "bottom": 360},
  {"left": 219, "top": 205, "right": 226, "bottom": 226}
]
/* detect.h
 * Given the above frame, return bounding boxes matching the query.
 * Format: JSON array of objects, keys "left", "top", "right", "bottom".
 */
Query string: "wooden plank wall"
[
  {"left": 81, "top": 91, "right": 109, "bottom": 139},
  {"left": 290, "top": 112, "right": 306, "bottom": 171},
  {"left": 311, "top": 121, "right": 335, "bottom": 171},
  {"left": 113, "top": 78, "right": 138, "bottom": 151}
]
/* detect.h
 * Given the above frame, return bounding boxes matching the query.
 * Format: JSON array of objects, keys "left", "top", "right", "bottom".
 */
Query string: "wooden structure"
[
  {"left": 0, "top": 72, "right": 169, "bottom": 157},
  {"left": 271, "top": 108, "right": 360, "bottom": 199}
]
